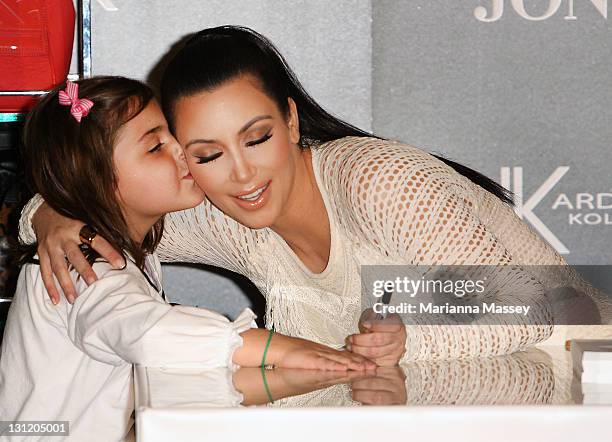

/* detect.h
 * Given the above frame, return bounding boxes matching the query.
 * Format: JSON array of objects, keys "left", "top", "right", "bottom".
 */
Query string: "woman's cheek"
[
  {"left": 188, "top": 166, "right": 208, "bottom": 190},
  {"left": 189, "top": 167, "right": 222, "bottom": 199},
  {"left": 270, "top": 139, "right": 292, "bottom": 169},
  {"left": 210, "top": 169, "right": 230, "bottom": 199}
]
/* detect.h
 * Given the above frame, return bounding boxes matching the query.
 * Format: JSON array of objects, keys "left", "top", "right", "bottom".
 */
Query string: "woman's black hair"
[{"left": 160, "top": 25, "right": 513, "bottom": 206}]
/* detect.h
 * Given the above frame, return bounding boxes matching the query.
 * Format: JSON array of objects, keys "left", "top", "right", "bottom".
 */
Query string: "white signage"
[{"left": 475, "top": 0, "right": 607, "bottom": 21}]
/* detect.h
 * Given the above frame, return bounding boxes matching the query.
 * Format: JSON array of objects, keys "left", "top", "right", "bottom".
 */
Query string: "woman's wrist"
[
  {"left": 30, "top": 200, "right": 48, "bottom": 238},
  {"left": 19, "top": 194, "right": 45, "bottom": 245}
]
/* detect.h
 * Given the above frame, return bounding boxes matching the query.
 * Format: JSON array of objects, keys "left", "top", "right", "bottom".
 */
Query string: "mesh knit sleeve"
[
  {"left": 317, "top": 137, "right": 555, "bottom": 360},
  {"left": 18, "top": 193, "right": 44, "bottom": 245},
  {"left": 17, "top": 193, "right": 266, "bottom": 279},
  {"left": 456, "top": 177, "right": 612, "bottom": 322},
  {"left": 157, "top": 200, "right": 269, "bottom": 278}
]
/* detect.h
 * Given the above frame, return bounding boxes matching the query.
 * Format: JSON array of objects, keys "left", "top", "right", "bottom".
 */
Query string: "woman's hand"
[
  {"left": 350, "top": 366, "right": 407, "bottom": 405},
  {"left": 32, "top": 202, "right": 125, "bottom": 304},
  {"left": 346, "top": 308, "right": 407, "bottom": 367},
  {"left": 273, "top": 334, "right": 378, "bottom": 371}
]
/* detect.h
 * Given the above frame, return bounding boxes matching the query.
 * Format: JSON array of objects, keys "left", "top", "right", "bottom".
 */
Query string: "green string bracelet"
[
  {"left": 260, "top": 326, "right": 275, "bottom": 368},
  {"left": 260, "top": 327, "right": 275, "bottom": 403},
  {"left": 261, "top": 366, "right": 274, "bottom": 404}
]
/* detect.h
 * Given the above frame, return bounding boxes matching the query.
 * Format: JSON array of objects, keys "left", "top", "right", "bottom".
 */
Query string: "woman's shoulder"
[
  {"left": 313, "top": 136, "right": 460, "bottom": 193},
  {"left": 312, "top": 136, "right": 476, "bottom": 238},
  {"left": 316, "top": 136, "right": 428, "bottom": 157},
  {"left": 314, "top": 136, "right": 451, "bottom": 177}
]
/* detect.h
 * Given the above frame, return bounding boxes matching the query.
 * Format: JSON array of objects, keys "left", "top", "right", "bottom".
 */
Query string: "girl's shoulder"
[{"left": 23, "top": 252, "right": 159, "bottom": 294}]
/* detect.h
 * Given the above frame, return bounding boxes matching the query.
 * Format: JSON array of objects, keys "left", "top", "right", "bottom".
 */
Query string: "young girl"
[
  {"left": 0, "top": 77, "right": 374, "bottom": 441},
  {"left": 21, "top": 27, "right": 612, "bottom": 365}
]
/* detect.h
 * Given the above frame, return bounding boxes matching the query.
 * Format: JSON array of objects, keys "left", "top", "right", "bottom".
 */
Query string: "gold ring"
[{"left": 79, "top": 224, "right": 98, "bottom": 247}]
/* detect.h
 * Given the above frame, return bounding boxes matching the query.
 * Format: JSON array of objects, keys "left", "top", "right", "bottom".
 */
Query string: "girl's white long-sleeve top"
[
  {"left": 18, "top": 136, "right": 612, "bottom": 363},
  {"left": 0, "top": 253, "right": 256, "bottom": 441}
]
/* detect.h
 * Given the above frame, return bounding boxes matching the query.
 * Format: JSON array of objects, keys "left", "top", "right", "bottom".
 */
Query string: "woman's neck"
[{"left": 270, "top": 148, "right": 331, "bottom": 273}]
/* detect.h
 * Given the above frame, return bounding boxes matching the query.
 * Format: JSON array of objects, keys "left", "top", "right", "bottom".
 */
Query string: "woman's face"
[
  {"left": 114, "top": 100, "right": 205, "bottom": 235},
  {"left": 173, "top": 75, "right": 301, "bottom": 229}
]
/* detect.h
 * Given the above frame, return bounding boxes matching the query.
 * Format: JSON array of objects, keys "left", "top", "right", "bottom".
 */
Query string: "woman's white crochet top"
[
  {"left": 154, "top": 135, "right": 612, "bottom": 360},
  {"left": 20, "top": 136, "right": 612, "bottom": 361}
]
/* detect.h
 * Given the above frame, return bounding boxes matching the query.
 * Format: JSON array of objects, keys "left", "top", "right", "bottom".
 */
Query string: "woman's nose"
[{"left": 230, "top": 152, "right": 256, "bottom": 184}]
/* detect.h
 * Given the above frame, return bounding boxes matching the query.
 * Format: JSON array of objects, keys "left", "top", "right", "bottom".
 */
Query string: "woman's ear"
[{"left": 287, "top": 97, "right": 300, "bottom": 144}]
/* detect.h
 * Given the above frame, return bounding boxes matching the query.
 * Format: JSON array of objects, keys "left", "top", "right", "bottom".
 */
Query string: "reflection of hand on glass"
[
  {"left": 251, "top": 350, "right": 561, "bottom": 407},
  {"left": 233, "top": 368, "right": 373, "bottom": 406},
  {"left": 350, "top": 367, "right": 407, "bottom": 406}
]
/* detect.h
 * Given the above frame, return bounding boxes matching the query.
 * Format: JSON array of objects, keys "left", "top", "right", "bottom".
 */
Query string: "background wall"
[
  {"left": 80, "top": 0, "right": 610, "bottom": 316},
  {"left": 372, "top": 0, "right": 611, "bottom": 266}
]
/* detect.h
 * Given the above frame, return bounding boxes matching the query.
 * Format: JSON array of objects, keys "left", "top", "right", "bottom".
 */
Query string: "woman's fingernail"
[{"left": 113, "top": 259, "right": 125, "bottom": 269}]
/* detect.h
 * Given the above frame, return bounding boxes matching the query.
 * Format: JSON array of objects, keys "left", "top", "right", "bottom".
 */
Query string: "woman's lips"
[{"left": 234, "top": 181, "right": 271, "bottom": 210}]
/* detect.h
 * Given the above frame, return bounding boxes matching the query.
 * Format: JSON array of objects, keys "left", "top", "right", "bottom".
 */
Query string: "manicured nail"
[
  {"left": 112, "top": 259, "right": 125, "bottom": 269},
  {"left": 363, "top": 322, "right": 372, "bottom": 329}
]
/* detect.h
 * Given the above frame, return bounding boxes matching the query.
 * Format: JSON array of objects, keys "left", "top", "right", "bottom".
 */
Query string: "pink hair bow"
[{"left": 58, "top": 81, "right": 94, "bottom": 122}]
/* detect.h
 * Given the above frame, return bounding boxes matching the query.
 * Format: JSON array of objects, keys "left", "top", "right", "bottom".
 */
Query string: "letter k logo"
[{"left": 501, "top": 166, "right": 570, "bottom": 254}]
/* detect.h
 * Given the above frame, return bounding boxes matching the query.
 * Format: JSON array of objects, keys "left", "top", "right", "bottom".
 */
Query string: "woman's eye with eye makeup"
[
  {"left": 195, "top": 152, "right": 223, "bottom": 164},
  {"left": 245, "top": 131, "right": 272, "bottom": 147}
]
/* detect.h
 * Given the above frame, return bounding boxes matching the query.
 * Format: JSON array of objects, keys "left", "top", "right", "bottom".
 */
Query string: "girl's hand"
[
  {"left": 346, "top": 309, "right": 407, "bottom": 367},
  {"left": 270, "top": 334, "right": 378, "bottom": 371},
  {"left": 235, "top": 329, "right": 377, "bottom": 371},
  {"left": 32, "top": 202, "right": 125, "bottom": 304}
]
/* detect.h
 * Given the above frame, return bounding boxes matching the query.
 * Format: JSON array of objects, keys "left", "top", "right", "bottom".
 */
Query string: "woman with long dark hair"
[{"left": 21, "top": 26, "right": 611, "bottom": 364}]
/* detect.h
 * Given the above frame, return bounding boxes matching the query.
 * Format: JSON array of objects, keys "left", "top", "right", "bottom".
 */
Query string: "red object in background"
[{"left": 0, "top": 0, "right": 75, "bottom": 112}]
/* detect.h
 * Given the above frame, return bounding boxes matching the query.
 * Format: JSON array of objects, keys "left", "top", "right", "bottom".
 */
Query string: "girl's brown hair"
[{"left": 20, "top": 76, "right": 162, "bottom": 269}]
